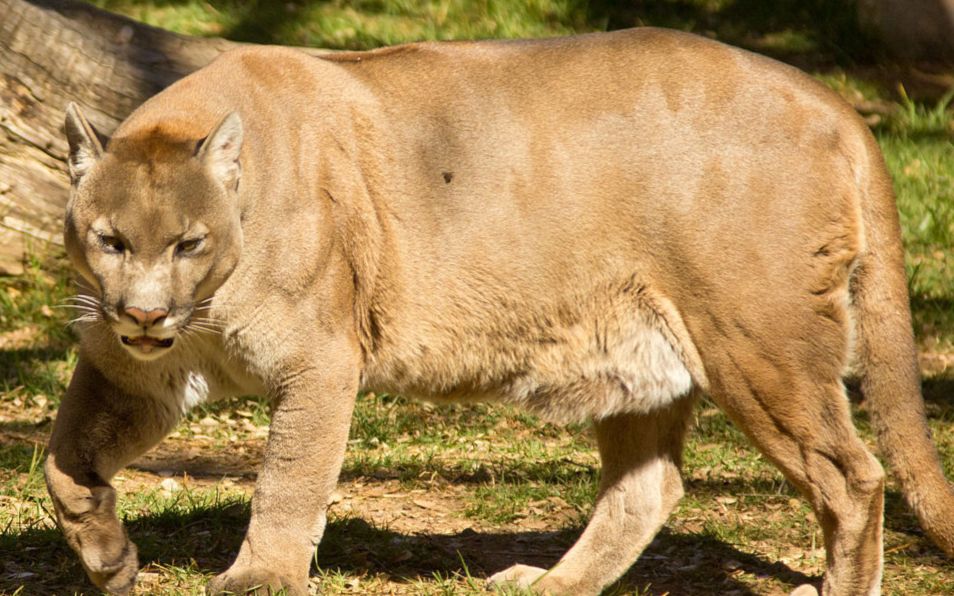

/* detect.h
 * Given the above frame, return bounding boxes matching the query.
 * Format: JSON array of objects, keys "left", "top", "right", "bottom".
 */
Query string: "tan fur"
[{"left": 47, "top": 28, "right": 954, "bottom": 596}]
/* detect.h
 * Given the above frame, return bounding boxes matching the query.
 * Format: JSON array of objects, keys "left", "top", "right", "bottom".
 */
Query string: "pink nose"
[{"left": 125, "top": 306, "right": 168, "bottom": 327}]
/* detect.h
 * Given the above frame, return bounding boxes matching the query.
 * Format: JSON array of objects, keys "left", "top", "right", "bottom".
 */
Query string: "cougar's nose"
[{"left": 124, "top": 306, "right": 168, "bottom": 328}]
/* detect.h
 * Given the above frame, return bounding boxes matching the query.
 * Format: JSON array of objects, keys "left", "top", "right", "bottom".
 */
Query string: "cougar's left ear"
[
  {"left": 196, "top": 111, "right": 243, "bottom": 191},
  {"left": 64, "top": 103, "right": 104, "bottom": 185}
]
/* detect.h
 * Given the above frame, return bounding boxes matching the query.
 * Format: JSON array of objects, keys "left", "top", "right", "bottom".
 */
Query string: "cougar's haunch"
[{"left": 47, "top": 28, "right": 954, "bottom": 595}]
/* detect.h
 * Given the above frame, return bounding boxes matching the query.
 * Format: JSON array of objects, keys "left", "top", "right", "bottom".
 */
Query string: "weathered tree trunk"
[
  {"left": 859, "top": 0, "right": 954, "bottom": 62},
  {"left": 0, "top": 0, "right": 243, "bottom": 274}
]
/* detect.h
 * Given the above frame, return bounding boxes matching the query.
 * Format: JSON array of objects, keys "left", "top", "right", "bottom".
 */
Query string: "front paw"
[
  {"left": 79, "top": 530, "right": 139, "bottom": 595},
  {"left": 208, "top": 568, "right": 306, "bottom": 596}
]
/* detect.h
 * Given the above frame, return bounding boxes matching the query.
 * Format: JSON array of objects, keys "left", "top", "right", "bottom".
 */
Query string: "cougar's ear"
[
  {"left": 196, "top": 111, "right": 243, "bottom": 191},
  {"left": 64, "top": 103, "right": 104, "bottom": 185}
]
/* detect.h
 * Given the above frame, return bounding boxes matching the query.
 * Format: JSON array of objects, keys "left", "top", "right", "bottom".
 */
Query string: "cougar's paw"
[
  {"left": 790, "top": 585, "right": 820, "bottom": 596},
  {"left": 488, "top": 564, "right": 549, "bottom": 591},
  {"left": 207, "top": 568, "right": 306, "bottom": 596},
  {"left": 80, "top": 532, "right": 139, "bottom": 595}
]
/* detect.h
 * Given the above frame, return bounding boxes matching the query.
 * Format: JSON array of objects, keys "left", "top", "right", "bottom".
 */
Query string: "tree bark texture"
[{"left": 0, "top": 0, "right": 244, "bottom": 274}]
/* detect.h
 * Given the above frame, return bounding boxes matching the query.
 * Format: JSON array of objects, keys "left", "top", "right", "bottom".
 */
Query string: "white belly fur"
[
  {"left": 500, "top": 310, "right": 695, "bottom": 423},
  {"left": 367, "top": 284, "right": 702, "bottom": 424}
]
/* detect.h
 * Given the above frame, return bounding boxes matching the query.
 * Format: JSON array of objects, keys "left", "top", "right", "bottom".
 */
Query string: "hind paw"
[
  {"left": 488, "top": 564, "right": 549, "bottom": 590},
  {"left": 790, "top": 584, "right": 820, "bottom": 596}
]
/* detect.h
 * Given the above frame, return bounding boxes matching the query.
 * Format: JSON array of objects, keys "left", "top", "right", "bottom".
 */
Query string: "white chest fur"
[{"left": 180, "top": 371, "right": 212, "bottom": 413}]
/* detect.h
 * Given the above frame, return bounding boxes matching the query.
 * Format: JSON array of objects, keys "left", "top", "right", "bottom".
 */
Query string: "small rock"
[
  {"left": 390, "top": 550, "right": 413, "bottom": 563},
  {"left": 722, "top": 559, "right": 742, "bottom": 571}
]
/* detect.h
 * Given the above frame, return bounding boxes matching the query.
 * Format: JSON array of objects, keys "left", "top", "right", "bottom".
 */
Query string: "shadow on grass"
[
  {"left": 320, "top": 518, "right": 820, "bottom": 595},
  {"left": 589, "top": 0, "right": 876, "bottom": 66},
  {"left": 222, "top": 0, "right": 305, "bottom": 46},
  {"left": 588, "top": 0, "right": 954, "bottom": 101},
  {"left": 922, "top": 375, "right": 954, "bottom": 418},
  {"left": 129, "top": 443, "right": 593, "bottom": 484},
  {"left": 0, "top": 346, "right": 66, "bottom": 442},
  {"left": 0, "top": 345, "right": 70, "bottom": 389},
  {"left": 0, "top": 499, "right": 818, "bottom": 595},
  {"left": 201, "top": 0, "right": 877, "bottom": 66}
]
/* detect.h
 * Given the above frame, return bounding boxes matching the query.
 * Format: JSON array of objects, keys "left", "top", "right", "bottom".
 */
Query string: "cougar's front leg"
[
  {"left": 45, "top": 358, "right": 179, "bottom": 595},
  {"left": 209, "top": 335, "right": 360, "bottom": 596}
]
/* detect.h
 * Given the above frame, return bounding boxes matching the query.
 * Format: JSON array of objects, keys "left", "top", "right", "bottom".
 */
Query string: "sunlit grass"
[{"left": 876, "top": 91, "right": 954, "bottom": 348}]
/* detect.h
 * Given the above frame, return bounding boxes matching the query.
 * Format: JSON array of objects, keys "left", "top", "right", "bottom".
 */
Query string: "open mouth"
[{"left": 121, "top": 335, "right": 174, "bottom": 353}]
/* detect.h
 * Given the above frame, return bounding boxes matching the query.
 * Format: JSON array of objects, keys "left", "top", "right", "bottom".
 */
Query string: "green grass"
[
  {"left": 2, "top": 1, "right": 953, "bottom": 594},
  {"left": 90, "top": 0, "right": 593, "bottom": 48},
  {"left": 876, "top": 91, "right": 954, "bottom": 348},
  {"left": 5, "top": 366, "right": 951, "bottom": 594}
]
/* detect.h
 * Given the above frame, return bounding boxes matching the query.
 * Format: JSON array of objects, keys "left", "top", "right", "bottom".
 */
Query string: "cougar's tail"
[{"left": 852, "top": 134, "right": 954, "bottom": 557}]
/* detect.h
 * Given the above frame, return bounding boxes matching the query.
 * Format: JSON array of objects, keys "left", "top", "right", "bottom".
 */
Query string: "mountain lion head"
[{"left": 63, "top": 104, "right": 244, "bottom": 361}]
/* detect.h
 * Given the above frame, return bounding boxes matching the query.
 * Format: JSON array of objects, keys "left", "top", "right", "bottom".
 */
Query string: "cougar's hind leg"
[
  {"left": 705, "top": 341, "right": 885, "bottom": 595},
  {"left": 489, "top": 392, "right": 696, "bottom": 595}
]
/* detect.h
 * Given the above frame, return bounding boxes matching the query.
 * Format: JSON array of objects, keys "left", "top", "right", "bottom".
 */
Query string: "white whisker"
[
  {"left": 67, "top": 314, "right": 101, "bottom": 327},
  {"left": 61, "top": 291, "right": 106, "bottom": 329},
  {"left": 189, "top": 319, "right": 225, "bottom": 329},
  {"left": 63, "top": 298, "right": 98, "bottom": 305},
  {"left": 184, "top": 321, "right": 222, "bottom": 334},
  {"left": 63, "top": 302, "right": 101, "bottom": 311},
  {"left": 188, "top": 316, "right": 224, "bottom": 326},
  {"left": 193, "top": 306, "right": 231, "bottom": 315},
  {"left": 186, "top": 325, "right": 220, "bottom": 335},
  {"left": 56, "top": 304, "right": 99, "bottom": 313},
  {"left": 193, "top": 298, "right": 236, "bottom": 313},
  {"left": 189, "top": 313, "right": 225, "bottom": 324}
]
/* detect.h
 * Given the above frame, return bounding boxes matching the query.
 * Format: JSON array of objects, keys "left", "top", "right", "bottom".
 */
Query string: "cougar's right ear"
[
  {"left": 196, "top": 111, "right": 243, "bottom": 191},
  {"left": 64, "top": 103, "right": 105, "bottom": 185}
]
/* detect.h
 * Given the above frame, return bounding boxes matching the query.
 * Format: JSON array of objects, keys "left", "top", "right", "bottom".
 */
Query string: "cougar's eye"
[
  {"left": 99, "top": 234, "right": 125, "bottom": 254},
  {"left": 175, "top": 237, "right": 204, "bottom": 256}
]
